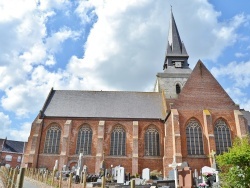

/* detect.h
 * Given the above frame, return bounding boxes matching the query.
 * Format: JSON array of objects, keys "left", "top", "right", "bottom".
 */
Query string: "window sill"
[{"left": 187, "top": 155, "right": 208, "bottom": 158}]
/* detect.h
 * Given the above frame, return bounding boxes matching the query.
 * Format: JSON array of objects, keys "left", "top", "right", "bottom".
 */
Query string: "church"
[{"left": 23, "top": 10, "right": 249, "bottom": 178}]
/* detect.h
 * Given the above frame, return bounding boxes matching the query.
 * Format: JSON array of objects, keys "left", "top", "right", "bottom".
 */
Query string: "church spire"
[{"left": 163, "top": 9, "right": 189, "bottom": 70}]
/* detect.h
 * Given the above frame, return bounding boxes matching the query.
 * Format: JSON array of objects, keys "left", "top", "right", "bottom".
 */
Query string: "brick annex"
[{"left": 23, "top": 10, "right": 249, "bottom": 178}]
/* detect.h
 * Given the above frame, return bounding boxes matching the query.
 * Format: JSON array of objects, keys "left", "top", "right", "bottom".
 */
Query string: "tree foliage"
[{"left": 216, "top": 136, "right": 250, "bottom": 188}]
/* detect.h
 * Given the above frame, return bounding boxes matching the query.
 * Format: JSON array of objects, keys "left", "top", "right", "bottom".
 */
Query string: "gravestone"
[
  {"left": 178, "top": 167, "right": 192, "bottom": 188},
  {"left": 112, "top": 166, "right": 120, "bottom": 181},
  {"left": 53, "top": 160, "right": 58, "bottom": 171},
  {"left": 134, "top": 178, "right": 143, "bottom": 185},
  {"left": 62, "top": 165, "right": 67, "bottom": 171},
  {"left": 142, "top": 168, "right": 150, "bottom": 180},
  {"left": 76, "top": 153, "right": 83, "bottom": 176},
  {"left": 168, "top": 170, "right": 175, "bottom": 180},
  {"left": 117, "top": 166, "right": 125, "bottom": 183}
]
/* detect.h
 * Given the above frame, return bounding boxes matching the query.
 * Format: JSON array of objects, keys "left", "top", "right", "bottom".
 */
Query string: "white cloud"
[
  {"left": 38, "top": 0, "right": 71, "bottom": 11},
  {"left": 0, "top": 112, "right": 11, "bottom": 139},
  {"left": 46, "top": 27, "right": 81, "bottom": 54},
  {"left": 0, "top": 112, "right": 30, "bottom": 141},
  {"left": 0, "top": 0, "right": 36, "bottom": 22},
  {"left": 9, "top": 122, "right": 31, "bottom": 141},
  {"left": 211, "top": 61, "right": 250, "bottom": 88}
]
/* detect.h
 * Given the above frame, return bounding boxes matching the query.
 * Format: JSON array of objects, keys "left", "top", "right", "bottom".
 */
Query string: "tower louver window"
[{"left": 176, "top": 84, "right": 181, "bottom": 94}]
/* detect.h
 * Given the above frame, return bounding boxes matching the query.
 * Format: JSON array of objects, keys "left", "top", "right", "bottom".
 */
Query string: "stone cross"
[
  {"left": 168, "top": 156, "right": 182, "bottom": 188},
  {"left": 210, "top": 150, "right": 217, "bottom": 170}
]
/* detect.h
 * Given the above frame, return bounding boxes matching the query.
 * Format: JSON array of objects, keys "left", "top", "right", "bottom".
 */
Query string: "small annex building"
[
  {"left": 0, "top": 138, "right": 26, "bottom": 168},
  {"left": 23, "top": 10, "right": 249, "bottom": 178}
]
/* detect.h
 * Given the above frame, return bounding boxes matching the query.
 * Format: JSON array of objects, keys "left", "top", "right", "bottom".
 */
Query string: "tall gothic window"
[
  {"left": 176, "top": 84, "right": 181, "bottom": 94},
  {"left": 44, "top": 125, "right": 61, "bottom": 154},
  {"left": 76, "top": 125, "right": 92, "bottom": 155},
  {"left": 186, "top": 119, "right": 204, "bottom": 155},
  {"left": 214, "top": 119, "right": 232, "bottom": 155},
  {"left": 110, "top": 125, "right": 126, "bottom": 156},
  {"left": 145, "top": 126, "right": 160, "bottom": 156}
]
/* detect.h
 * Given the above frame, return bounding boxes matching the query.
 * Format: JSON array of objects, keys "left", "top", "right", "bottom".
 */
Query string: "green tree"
[{"left": 216, "top": 136, "right": 250, "bottom": 188}]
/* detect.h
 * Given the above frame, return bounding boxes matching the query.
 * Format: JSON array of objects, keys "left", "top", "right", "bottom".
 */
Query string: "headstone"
[
  {"left": 76, "top": 153, "right": 83, "bottom": 176},
  {"left": 168, "top": 170, "right": 175, "bottom": 180},
  {"left": 168, "top": 156, "right": 182, "bottom": 188},
  {"left": 83, "top": 165, "right": 88, "bottom": 173},
  {"left": 62, "top": 165, "right": 67, "bottom": 171},
  {"left": 117, "top": 166, "right": 125, "bottom": 183},
  {"left": 142, "top": 168, "right": 150, "bottom": 180},
  {"left": 134, "top": 178, "right": 143, "bottom": 185},
  {"left": 112, "top": 166, "right": 119, "bottom": 181},
  {"left": 178, "top": 167, "right": 192, "bottom": 188},
  {"left": 53, "top": 160, "right": 58, "bottom": 171}
]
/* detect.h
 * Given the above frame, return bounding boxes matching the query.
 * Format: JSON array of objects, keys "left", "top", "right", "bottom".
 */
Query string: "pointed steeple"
[{"left": 163, "top": 9, "right": 189, "bottom": 70}]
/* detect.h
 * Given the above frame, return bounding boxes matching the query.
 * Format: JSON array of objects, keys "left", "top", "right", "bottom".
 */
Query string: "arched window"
[
  {"left": 76, "top": 125, "right": 92, "bottom": 155},
  {"left": 186, "top": 119, "right": 204, "bottom": 155},
  {"left": 145, "top": 126, "right": 160, "bottom": 156},
  {"left": 110, "top": 125, "right": 126, "bottom": 156},
  {"left": 214, "top": 119, "right": 232, "bottom": 155},
  {"left": 176, "top": 84, "right": 181, "bottom": 94},
  {"left": 44, "top": 125, "right": 61, "bottom": 154}
]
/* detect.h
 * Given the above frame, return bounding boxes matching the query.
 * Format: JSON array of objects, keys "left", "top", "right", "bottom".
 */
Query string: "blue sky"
[{"left": 0, "top": 0, "right": 250, "bottom": 141}]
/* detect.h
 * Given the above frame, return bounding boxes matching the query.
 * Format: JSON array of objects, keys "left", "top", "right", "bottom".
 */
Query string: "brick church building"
[{"left": 23, "top": 10, "right": 249, "bottom": 178}]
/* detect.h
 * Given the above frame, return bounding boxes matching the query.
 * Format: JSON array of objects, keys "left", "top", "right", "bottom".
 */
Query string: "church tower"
[{"left": 154, "top": 10, "right": 192, "bottom": 99}]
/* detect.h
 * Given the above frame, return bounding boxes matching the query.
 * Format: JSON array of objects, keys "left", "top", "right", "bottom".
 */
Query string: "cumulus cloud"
[
  {"left": 0, "top": 112, "right": 12, "bottom": 139},
  {"left": 9, "top": 122, "right": 32, "bottom": 141},
  {"left": 211, "top": 61, "right": 250, "bottom": 88}
]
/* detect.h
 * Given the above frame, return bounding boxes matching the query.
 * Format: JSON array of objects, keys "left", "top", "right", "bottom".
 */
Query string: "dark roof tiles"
[
  {"left": 42, "top": 90, "right": 166, "bottom": 120},
  {"left": 0, "top": 139, "right": 25, "bottom": 153}
]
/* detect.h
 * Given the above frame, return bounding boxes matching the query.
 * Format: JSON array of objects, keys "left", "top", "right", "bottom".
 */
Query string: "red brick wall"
[
  {"left": 2, "top": 152, "right": 23, "bottom": 168},
  {"left": 26, "top": 118, "right": 165, "bottom": 175}
]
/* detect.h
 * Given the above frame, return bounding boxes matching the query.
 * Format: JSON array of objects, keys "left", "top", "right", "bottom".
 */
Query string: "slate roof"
[
  {"left": 0, "top": 139, "right": 26, "bottom": 153},
  {"left": 41, "top": 90, "right": 166, "bottom": 120},
  {"left": 166, "top": 10, "right": 188, "bottom": 57}
]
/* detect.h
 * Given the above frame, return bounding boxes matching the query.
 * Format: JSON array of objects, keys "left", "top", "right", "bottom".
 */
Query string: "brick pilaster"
[
  {"left": 25, "top": 119, "right": 43, "bottom": 168},
  {"left": 234, "top": 110, "right": 248, "bottom": 137},
  {"left": 59, "top": 120, "right": 72, "bottom": 170},
  {"left": 163, "top": 109, "right": 182, "bottom": 178},
  {"left": 132, "top": 121, "right": 138, "bottom": 175},
  {"left": 95, "top": 120, "right": 105, "bottom": 174},
  {"left": 203, "top": 110, "right": 215, "bottom": 165}
]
